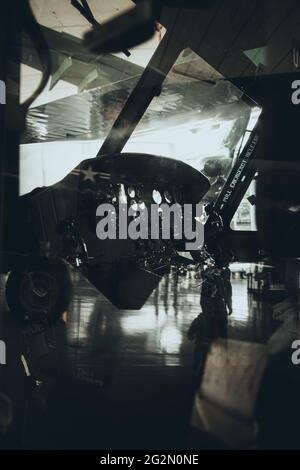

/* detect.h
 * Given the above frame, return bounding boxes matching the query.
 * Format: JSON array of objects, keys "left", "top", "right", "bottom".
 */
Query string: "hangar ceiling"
[
  {"left": 20, "top": 1, "right": 297, "bottom": 167},
  {"left": 22, "top": 0, "right": 162, "bottom": 106}
]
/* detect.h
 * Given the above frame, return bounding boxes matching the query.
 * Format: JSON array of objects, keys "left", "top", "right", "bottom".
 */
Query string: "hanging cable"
[{"left": 71, "top": 0, "right": 98, "bottom": 25}]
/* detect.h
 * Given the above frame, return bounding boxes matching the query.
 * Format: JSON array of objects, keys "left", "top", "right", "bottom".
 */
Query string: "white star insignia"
[{"left": 81, "top": 165, "right": 98, "bottom": 183}]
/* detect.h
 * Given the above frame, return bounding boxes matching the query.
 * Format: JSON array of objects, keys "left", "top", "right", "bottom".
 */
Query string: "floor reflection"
[
  {"left": 67, "top": 272, "right": 273, "bottom": 384},
  {"left": 1, "top": 269, "right": 277, "bottom": 449}
]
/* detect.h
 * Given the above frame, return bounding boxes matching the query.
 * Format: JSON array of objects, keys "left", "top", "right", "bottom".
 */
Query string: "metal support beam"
[{"left": 98, "top": 9, "right": 183, "bottom": 156}]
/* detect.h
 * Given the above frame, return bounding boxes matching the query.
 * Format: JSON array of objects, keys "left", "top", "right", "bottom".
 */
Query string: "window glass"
[
  {"left": 230, "top": 179, "right": 257, "bottom": 231},
  {"left": 124, "top": 48, "right": 261, "bottom": 204},
  {"left": 20, "top": 0, "right": 163, "bottom": 194}
]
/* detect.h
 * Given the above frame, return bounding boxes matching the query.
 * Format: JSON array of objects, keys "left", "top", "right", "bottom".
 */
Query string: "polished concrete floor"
[{"left": 0, "top": 270, "right": 278, "bottom": 449}]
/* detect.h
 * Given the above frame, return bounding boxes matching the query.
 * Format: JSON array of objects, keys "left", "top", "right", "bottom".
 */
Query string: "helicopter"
[{"left": 1, "top": 0, "right": 300, "bottom": 324}]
